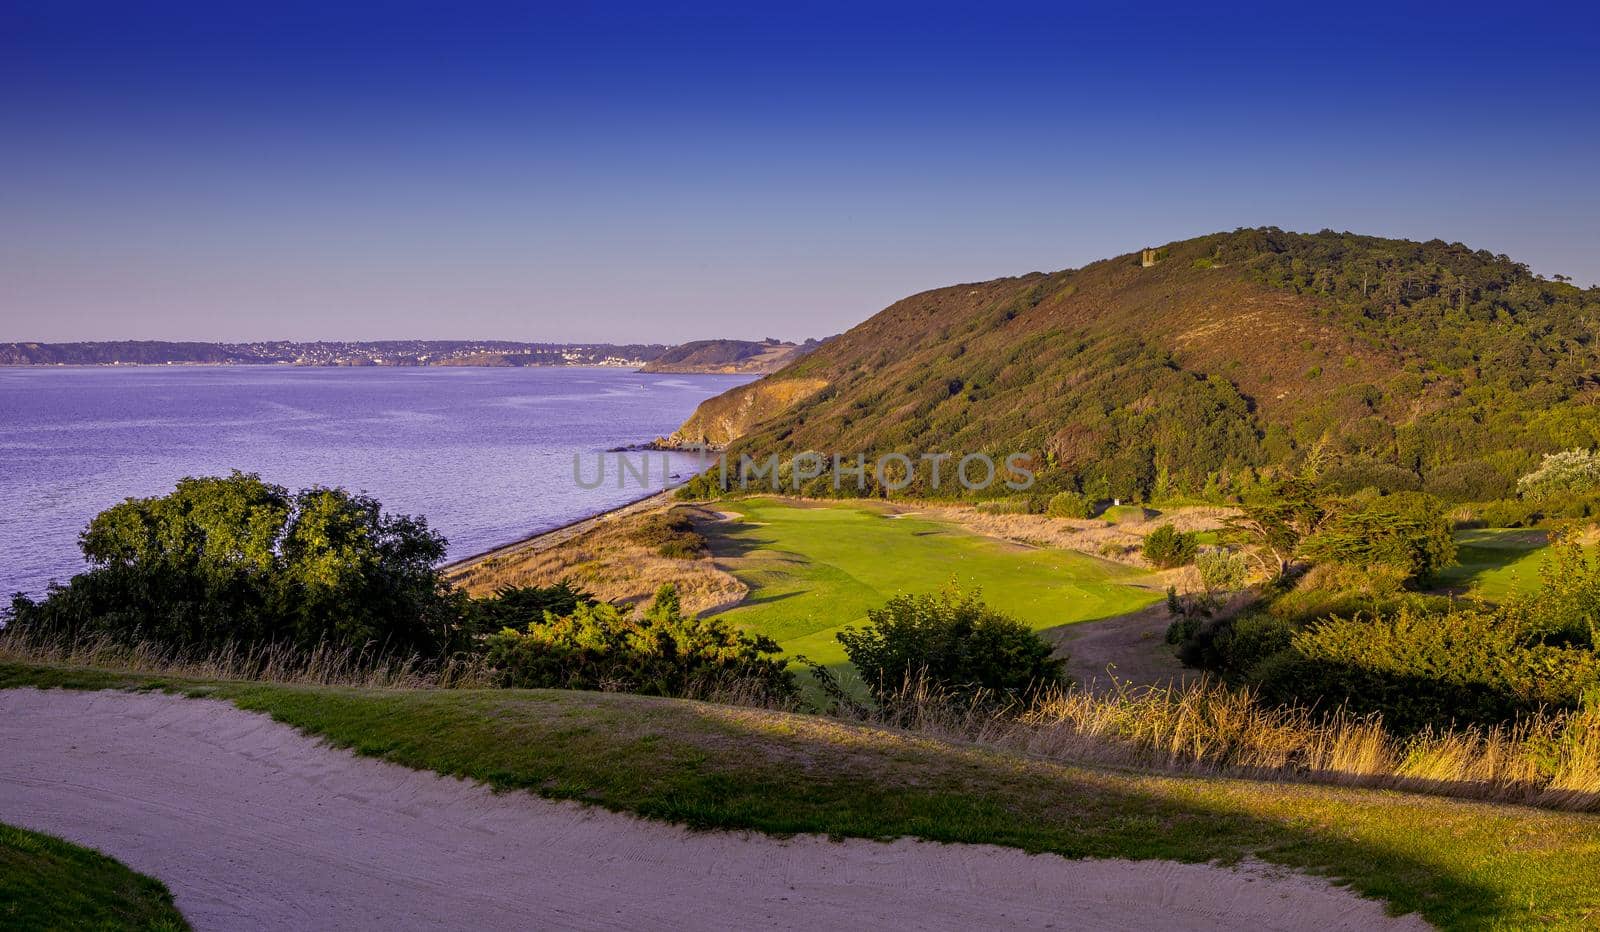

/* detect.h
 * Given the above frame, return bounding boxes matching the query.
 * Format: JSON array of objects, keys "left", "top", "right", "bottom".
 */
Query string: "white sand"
[{"left": 0, "top": 689, "right": 1430, "bottom": 931}]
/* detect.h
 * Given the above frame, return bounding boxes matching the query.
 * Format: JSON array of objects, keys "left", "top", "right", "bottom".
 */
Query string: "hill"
[
  {"left": 671, "top": 228, "right": 1600, "bottom": 502},
  {"left": 639, "top": 338, "right": 825, "bottom": 374}
]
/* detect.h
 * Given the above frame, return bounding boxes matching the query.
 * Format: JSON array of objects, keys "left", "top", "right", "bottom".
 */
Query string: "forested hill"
[
  {"left": 639, "top": 338, "right": 825, "bottom": 374},
  {"left": 673, "top": 228, "right": 1600, "bottom": 503}
]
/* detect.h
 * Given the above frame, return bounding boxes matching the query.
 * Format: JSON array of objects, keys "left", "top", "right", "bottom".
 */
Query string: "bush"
[
  {"left": 483, "top": 584, "right": 794, "bottom": 701},
  {"left": 1255, "top": 605, "right": 1600, "bottom": 731},
  {"left": 1319, "top": 460, "right": 1421, "bottom": 495},
  {"left": 631, "top": 510, "right": 708, "bottom": 559},
  {"left": 836, "top": 588, "right": 1064, "bottom": 708},
  {"left": 1476, "top": 499, "right": 1544, "bottom": 528},
  {"left": 467, "top": 581, "right": 592, "bottom": 637},
  {"left": 7, "top": 472, "right": 458, "bottom": 656},
  {"left": 1195, "top": 548, "right": 1249, "bottom": 593},
  {"left": 1046, "top": 491, "right": 1092, "bottom": 519},
  {"left": 1517, "top": 449, "right": 1600, "bottom": 501},
  {"left": 1141, "top": 524, "right": 1198, "bottom": 568},
  {"left": 1424, "top": 460, "right": 1514, "bottom": 501}
]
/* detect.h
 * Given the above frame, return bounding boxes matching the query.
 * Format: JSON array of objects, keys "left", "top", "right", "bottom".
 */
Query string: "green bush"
[
  {"left": 467, "top": 581, "right": 591, "bottom": 637},
  {"left": 837, "top": 588, "right": 1064, "bottom": 707},
  {"left": 7, "top": 472, "right": 458, "bottom": 656},
  {"left": 1195, "top": 548, "right": 1249, "bottom": 593},
  {"left": 1475, "top": 499, "right": 1544, "bottom": 528},
  {"left": 1142, "top": 524, "right": 1199, "bottom": 568},
  {"left": 1424, "top": 460, "right": 1514, "bottom": 501},
  {"left": 1046, "top": 491, "right": 1092, "bottom": 519},
  {"left": 483, "top": 585, "right": 795, "bottom": 701},
  {"left": 1255, "top": 606, "right": 1600, "bottom": 731}
]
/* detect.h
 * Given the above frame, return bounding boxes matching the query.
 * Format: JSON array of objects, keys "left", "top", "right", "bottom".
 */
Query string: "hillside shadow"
[{"left": 679, "top": 702, "right": 1513, "bottom": 928}]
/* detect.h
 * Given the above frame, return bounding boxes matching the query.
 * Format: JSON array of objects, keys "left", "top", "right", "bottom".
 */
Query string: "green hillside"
[{"left": 678, "top": 229, "right": 1600, "bottom": 503}]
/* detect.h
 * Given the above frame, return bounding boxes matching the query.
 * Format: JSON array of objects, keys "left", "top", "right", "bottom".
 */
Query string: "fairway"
[
  {"left": 1433, "top": 529, "right": 1549, "bottom": 601},
  {"left": 702, "top": 498, "right": 1161, "bottom": 665}
]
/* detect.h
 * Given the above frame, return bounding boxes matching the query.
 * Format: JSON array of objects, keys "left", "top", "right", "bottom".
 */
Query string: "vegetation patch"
[{"left": 0, "top": 821, "right": 188, "bottom": 931}]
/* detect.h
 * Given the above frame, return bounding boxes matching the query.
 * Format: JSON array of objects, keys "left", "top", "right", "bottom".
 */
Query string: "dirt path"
[
  {"left": 1050, "top": 602, "right": 1192, "bottom": 690},
  {"left": 0, "top": 689, "right": 1427, "bottom": 931}
]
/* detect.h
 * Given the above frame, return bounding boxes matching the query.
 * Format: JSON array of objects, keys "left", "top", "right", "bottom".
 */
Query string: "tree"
[
  {"left": 1297, "top": 492, "right": 1457, "bottom": 583},
  {"left": 1223, "top": 478, "right": 1329, "bottom": 578},
  {"left": 9, "top": 472, "right": 457, "bottom": 655}
]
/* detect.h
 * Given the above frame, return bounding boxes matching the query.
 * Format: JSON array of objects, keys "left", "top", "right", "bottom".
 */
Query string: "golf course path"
[{"left": 0, "top": 689, "right": 1428, "bottom": 931}]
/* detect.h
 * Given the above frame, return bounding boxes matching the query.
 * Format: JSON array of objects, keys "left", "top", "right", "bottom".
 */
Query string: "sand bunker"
[{"left": 0, "top": 689, "right": 1428, "bottom": 931}]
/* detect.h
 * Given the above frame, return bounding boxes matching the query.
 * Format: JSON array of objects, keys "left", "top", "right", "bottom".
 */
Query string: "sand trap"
[{"left": 0, "top": 689, "right": 1429, "bottom": 931}]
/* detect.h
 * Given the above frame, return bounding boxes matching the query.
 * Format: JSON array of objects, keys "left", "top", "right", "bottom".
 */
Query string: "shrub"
[
  {"left": 483, "top": 584, "right": 794, "bottom": 701},
  {"left": 1255, "top": 605, "right": 1600, "bottom": 732},
  {"left": 467, "top": 581, "right": 592, "bottom": 637},
  {"left": 1319, "top": 461, "right": 1422, "bottom": 495},
  {"left": 1195, "top": 548, "right": 1249, "bottom": 594},
  {"left": 1424, "top": 460, "right": 1514, "bottom": 501},
  {"left": 631, "top": 510, "right": 708, "bottom": 559},
  {"left": 836, "top": 588, "right": 1064, "bottom": 708},
  {"left": 1476, "top": 498, "right": 1544, "bottom": 528},
  {"left": 7, "top": 472, "right": 457, "bottom": 656},
  {"left": 1141, "top": 524, "right": 1198, "bottom": 568},
  {"left": 1046, "top": 491, "right": 1092, "bottom": 519},
  {"left": 1518, "top": 449, "right": 1600, "bottom": 501}
]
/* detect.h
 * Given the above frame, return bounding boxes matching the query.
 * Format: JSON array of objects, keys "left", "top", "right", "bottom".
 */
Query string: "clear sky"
[{"left": 3, "top": 1, "right": 1597, "bottom": 343}]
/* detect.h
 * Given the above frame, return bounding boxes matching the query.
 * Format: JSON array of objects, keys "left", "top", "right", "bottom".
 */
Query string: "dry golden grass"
[
  {"left": 0, "top": 629, "right": 492, "bottom": 689},
  {"left": 919, "top": 503, "right": 1234, "bottom": 576},
  {"left": 447, "top": 503, "right": 747, "bottom": 616},
  {"left": 860, "top": 677, "right": 1600, "bottom": 812}
]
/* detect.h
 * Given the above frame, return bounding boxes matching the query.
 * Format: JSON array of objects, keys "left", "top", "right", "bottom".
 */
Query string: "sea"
[{"left": 0, "top": 365, "right": 752, "bottom": 596}]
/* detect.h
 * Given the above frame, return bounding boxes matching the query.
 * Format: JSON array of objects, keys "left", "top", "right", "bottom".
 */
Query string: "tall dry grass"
[
  {"left": 0, "top": 629, "right": 493, "bottom": 690},
  {"left": 836, "top": 675, "right": 1600, "bottom": 812}
]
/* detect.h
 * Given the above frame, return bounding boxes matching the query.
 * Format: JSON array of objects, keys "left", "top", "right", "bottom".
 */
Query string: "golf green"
[{"left": 704, "top": 498, "right": 1162, "bottom": 666}]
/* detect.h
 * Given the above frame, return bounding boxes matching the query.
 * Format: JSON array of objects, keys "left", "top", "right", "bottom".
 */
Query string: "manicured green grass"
[
  {"left": 5, "top": 662, "right": 1600, "bottom": 929},
  {"left": 704, "top": 498, "right": 1161, "bottom": 666},
  {"left": 1433, "top": 529, "right": 1549, "bottom": 601},
  {"left": 0, "top": 821, "right": 188, "bottom": 931}
]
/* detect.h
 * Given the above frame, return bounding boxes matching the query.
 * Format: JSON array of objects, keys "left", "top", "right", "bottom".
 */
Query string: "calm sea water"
[{"left": 0, "top": 366, "right": 750, "bottom": 596}]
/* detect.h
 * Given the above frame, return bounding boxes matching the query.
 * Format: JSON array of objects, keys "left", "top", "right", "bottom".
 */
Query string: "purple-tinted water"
[{"left": 0, "top": 366, "right": 750, "bottom": 595}]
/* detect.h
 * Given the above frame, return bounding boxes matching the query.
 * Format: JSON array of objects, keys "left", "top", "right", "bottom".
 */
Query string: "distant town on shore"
[{"left": 0, "top": 337, "right": 824, "bottom": 373}]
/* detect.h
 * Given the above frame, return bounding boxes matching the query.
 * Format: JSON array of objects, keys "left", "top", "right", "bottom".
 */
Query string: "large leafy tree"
[{"left": 10, "top": 471, "right": 457, "bottom": 655}]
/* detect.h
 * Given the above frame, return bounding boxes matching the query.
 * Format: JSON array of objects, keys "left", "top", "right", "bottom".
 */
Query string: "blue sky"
[{"left": 3, "top": 1, "right": 1597, "bottom": 342}]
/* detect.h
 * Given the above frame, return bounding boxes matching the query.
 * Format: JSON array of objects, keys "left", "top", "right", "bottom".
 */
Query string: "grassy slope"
[
  {"left": 705, "top": 498, "right": 1160, "bottom": 665},
  {"left": 5, "top": 663, "right": 1600, "bottom": 929},
  {"left": 1434, "top": 529, "right": 1550, "bottom": 601},
  {"left": 0, "top": 822, "right": 188, "bottom": 931}
]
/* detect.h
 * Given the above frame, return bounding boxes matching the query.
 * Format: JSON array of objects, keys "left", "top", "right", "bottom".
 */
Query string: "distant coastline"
[{"left": 0, "top": 340, "right": 669, "bottom": 368}]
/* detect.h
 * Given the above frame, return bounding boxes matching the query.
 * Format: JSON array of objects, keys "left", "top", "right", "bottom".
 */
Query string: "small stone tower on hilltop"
[{"left": 1140, "top": 247, "right": 1159, "bottom": 268}]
